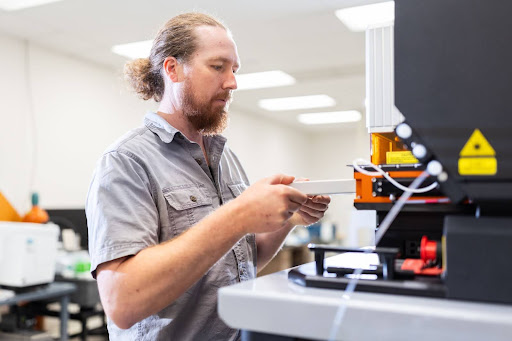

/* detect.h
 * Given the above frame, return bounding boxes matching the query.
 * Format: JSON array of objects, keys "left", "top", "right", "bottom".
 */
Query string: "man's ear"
[{"left": 163, "top": 56, "right": 182, "bottom": 83}]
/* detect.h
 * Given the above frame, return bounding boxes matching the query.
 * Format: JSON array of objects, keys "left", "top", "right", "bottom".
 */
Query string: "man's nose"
[{"left": 223, "top": 72, "right": 237, "bottom": 90}]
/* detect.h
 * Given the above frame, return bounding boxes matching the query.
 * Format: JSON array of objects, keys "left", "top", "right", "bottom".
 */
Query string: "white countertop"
[{"left": 218, "top": 254, "right": 512, "bottom": 341}]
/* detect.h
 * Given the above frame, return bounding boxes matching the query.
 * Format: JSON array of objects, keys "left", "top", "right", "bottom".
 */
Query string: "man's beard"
[{"left": 181, "top": 80, "right": 232, "bottom": 136}]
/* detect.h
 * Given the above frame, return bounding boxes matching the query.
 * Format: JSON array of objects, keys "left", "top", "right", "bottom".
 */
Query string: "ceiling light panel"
[
  {"left": 298, "top": 110, "right": 362, "bottom": 125},
  {"left": 112, "top": 40, "right": 153, "bottom": 59},
  {"left": 258, "top": 95, "right": 336, "bottom": 111},
  {"left": 236, "top": 70, "right": 295, "bottom": 90},
  {"left": 335, "top": 1, "right": 395, "bottom": 32},
  {"left": 0, "top": 0, "right": 65, "bottom": 11}
]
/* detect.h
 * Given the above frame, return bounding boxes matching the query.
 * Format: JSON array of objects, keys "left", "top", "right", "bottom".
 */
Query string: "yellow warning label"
[
  {"left": 458, "top": 129, "right": 497, "bottom": 176},
  {"left": 386, "top": 151, "right": 419, "bottom": 164},
  {"left": 459, "top": 129, "right": 495, "bottom": 156},
  {"left": 458, "top": 157, "right": 497, "bottom": 175}
]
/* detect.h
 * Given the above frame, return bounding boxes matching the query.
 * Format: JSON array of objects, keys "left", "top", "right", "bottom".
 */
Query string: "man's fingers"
[
  {"left": 312, "top": 195, "right": 331, "bottom": 204},
  {"left": 297, "top": 210, "right": 317, "bottom": 224},
  {"left": 302, "top": 199, "right": 328, "bottom": 211},
  {"left": 299, "top": 205, "right": 324, "bottom": 218}
]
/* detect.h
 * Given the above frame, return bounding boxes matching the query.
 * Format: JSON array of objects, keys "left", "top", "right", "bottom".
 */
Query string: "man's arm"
[
  {"left": 255, "top": 195, "right": 331, "bottom": 271},
  {"left": 96, "top": 174, "right": 307, "bottom": 329}
]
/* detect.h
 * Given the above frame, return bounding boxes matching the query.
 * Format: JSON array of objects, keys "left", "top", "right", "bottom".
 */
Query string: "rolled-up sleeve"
[{"left": 86, "top": 150, "right": 159, "bottom": 278}]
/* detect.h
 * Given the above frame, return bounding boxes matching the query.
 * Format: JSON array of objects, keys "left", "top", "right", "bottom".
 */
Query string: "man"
[{"left": 86, "top": 12, "right": 330, "bottom": 340}]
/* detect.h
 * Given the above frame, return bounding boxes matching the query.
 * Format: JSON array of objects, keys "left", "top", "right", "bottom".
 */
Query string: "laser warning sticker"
[
  {"left": 459, "top": 129, "right": 495, "bottom": 157},
  {"left": 458, "top": 129, "right": 497, "bottom": 175}
]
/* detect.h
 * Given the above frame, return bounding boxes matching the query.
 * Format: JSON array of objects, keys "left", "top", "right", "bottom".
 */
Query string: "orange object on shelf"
[
  {"left": 371, "top": 132, "right": 410, "bottom": 165},
  {"left": 0, "top": 191, "right": 22, "bottom": 221},
  {"left": 22, "top": 192, "right": 49, "bottom": 223}
]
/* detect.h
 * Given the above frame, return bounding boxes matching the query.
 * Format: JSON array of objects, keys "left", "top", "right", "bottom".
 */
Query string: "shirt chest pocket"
[
  {"left": 163, "top": 184, "right": 213, "bottom": 236},
  {"left": 225, "top": 182, "right": 248, "bottom": 203}
]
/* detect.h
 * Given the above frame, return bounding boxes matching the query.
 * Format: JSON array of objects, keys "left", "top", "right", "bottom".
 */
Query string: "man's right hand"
[{"left": 231, "top": 174, "right": 308, "bottom": 234}]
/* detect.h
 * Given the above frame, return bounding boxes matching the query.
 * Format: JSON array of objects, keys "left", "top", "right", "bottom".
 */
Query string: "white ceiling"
[{"left": 0, "top": 0, "right": 385, "bottom": 131}]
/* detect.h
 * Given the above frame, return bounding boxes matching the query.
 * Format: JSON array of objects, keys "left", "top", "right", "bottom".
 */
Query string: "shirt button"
[
  {"left": 190, "top": 195, "right": 197, "bottom": 202},
  {"left": 195, "top": 158, "right": 203, "bottom": 165}
]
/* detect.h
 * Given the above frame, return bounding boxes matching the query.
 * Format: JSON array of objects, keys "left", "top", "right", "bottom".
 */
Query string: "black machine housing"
[{"left": 394, "top": 0, "right": 512, "bottom": 304}]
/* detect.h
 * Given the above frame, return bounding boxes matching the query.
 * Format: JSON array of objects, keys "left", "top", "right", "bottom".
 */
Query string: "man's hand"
[
  {"left": 232, "top": 174, "right": 308, "bottom": 234},
  {"left": 245, "top": 176, "right": 331, "bottom": 271},
  {"left": 286, "top": 178, "right": 331, "bottom": 227},
  {"left": 288, "top": 194, "right": 331, "bottom": 227}
]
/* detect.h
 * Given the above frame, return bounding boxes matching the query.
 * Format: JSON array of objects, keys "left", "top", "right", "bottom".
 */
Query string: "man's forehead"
[{"left": 193, "top": 26, "right": 239, "bottom": 64}]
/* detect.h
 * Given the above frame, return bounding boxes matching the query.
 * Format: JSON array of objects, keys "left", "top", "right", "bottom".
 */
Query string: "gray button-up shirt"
[{"left": 86, "top": 112, "right": 256, "bottom": 341}]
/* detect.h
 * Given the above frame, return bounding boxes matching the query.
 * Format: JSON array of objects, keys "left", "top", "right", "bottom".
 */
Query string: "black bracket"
[{"left": 308, "top": 244, "right": 400, "bottom": 280}]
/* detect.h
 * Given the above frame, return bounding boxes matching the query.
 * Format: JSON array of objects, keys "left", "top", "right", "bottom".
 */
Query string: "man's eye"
[{"left": 212, "top": 65, "right": 223, "bottom": 71}]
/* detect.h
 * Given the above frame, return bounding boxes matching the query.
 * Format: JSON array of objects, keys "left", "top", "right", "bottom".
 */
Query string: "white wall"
[
  {"left": 0, "top": 35, "right": 32, "bottom": 215},
  {"left": 224, "top": 112, "right": 311, "bottom": 183},
  {"left": 0, "top": 32, "right": 152, "bottom": 213}
]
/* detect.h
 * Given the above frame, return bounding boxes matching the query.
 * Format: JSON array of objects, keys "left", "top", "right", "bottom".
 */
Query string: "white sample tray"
[{"left": 289, "top": 179, "right": 355, "bottom": 195}]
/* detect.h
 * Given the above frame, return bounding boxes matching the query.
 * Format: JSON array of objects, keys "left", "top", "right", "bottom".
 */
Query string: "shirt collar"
[
  {"left": 144, "top": 111, "right": 183, "bottom": 143},
  {"left": 144, "top": 111, "right": 227, "bottom": 148}
]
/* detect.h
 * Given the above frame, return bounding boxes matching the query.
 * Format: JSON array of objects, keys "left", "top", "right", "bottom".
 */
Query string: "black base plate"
[{"left": 288, "top": 264, "right": 446, "bottom": 299}]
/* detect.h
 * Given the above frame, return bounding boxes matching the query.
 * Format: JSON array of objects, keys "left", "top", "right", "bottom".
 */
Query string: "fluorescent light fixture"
[
  {"left": 112, "top": 40, "right": 153, "bottom": 59},
  {"left": 236, "top": 70, "right": 295, "bottom": 90},
  {"left": 259, "top": 95, "right": 335, "bottom": 111},
  {"left": 0, "top": 0, "right": 64, "bottom": 11},
  {"left": 298, "top": 110, "right": 362, "bottom": 125},
  {"left": 335, "top": 1, "right": 395, "bottom": 32}
]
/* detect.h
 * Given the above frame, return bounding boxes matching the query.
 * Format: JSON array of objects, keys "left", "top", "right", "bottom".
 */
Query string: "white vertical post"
[{"left": 366, "top": 22, "right": 404, "bottom": 133}]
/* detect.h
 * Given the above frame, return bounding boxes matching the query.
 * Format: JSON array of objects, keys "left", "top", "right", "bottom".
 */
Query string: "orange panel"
[{"left": 354, "top": 170, "right": 446, "bottom": 204}]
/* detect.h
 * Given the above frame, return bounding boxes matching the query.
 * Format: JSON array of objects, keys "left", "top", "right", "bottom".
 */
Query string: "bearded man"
[{"left": 86, "top": 12, "right": 330, "bottom": 341}]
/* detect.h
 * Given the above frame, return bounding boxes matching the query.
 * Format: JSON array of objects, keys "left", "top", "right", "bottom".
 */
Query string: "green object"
[
  {"left": 75, "top": 262, "right": 91, "bottom": 273},
  {"left": 31, "top": 192, "right": 39, "bottom": 206}
]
